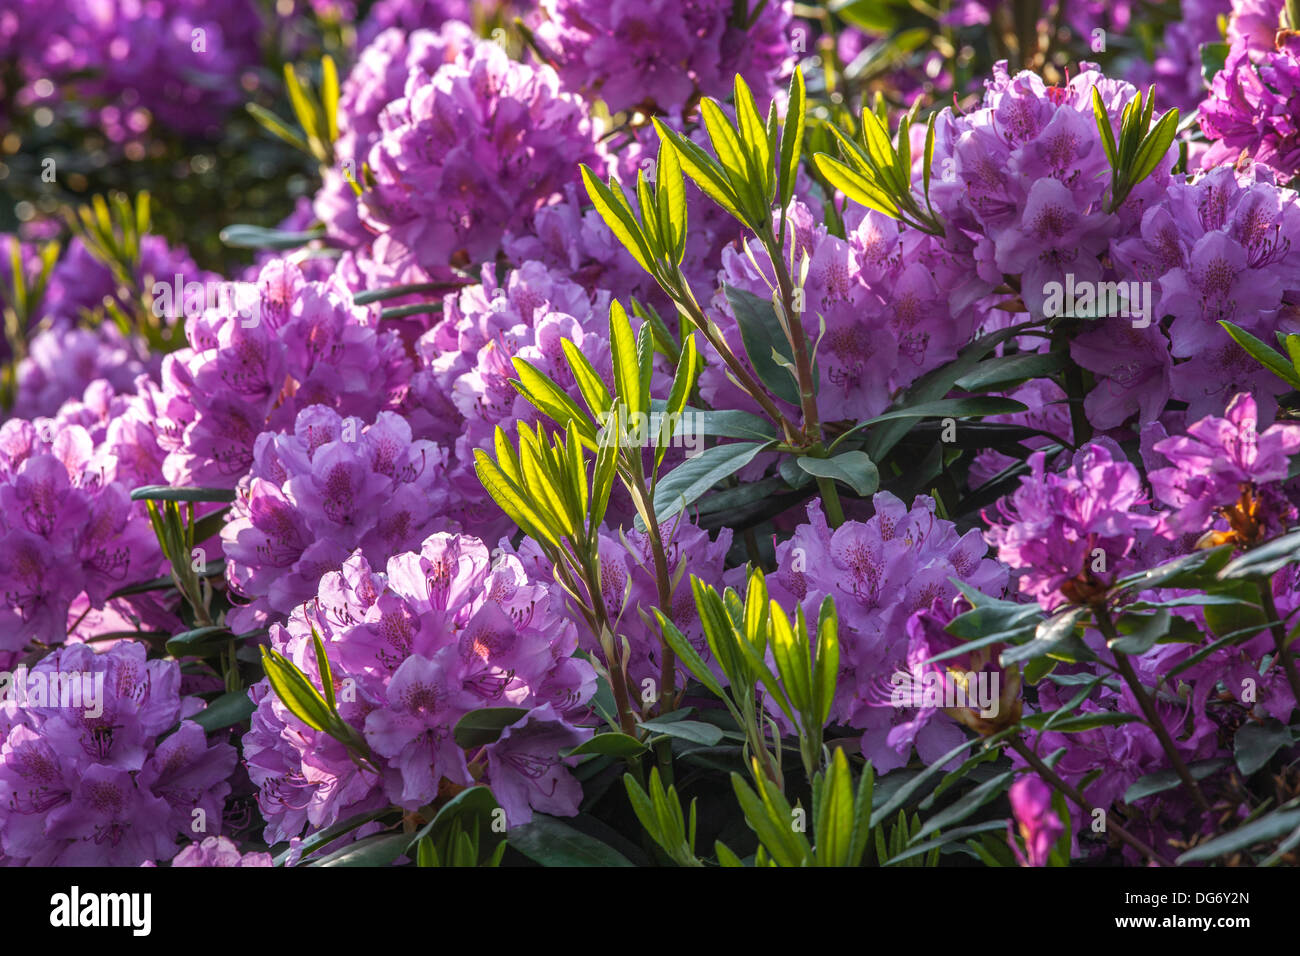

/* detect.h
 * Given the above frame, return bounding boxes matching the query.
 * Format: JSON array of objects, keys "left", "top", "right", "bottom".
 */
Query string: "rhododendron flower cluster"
[
  {"left": 768, "top": 494, "right": 1007, "bottom": 771},
  {"left": 315, "top": 22, "right": 477, "bottom": 248},
  {"left": 155, "top": 260, "right": 411, "bottom": 487},
  {"left": 359, "top": 39, "right": 605, "bottom": 271},
  {"left": 243, "top": 533, "right": 595, "bottom": 842},
  {"left": 3, "top": 0, "right": 263, "bottom": 142},
  {"left": 0, "top": 642, "right": 236, "bottom": 866},
  {"left": 1200, "top": 0, "right": 1300, "bottom": 178},
  {"left": 530, "top": 0, "right": 794, "bottom": 114},
  {"left": 985, "top": 441, "right": 1157, "bottom": 610},
  {"left": 221, "top": 405, "right": 453, "bottom": 633},
  {"left": 1150, "top": 392, "right": 1300, "bottom": 544},
  {"left": 0, "top": 417, "right": 159, "bottom": 650}
]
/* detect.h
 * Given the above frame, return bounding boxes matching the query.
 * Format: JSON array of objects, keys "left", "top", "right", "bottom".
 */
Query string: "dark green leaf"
[
  {"left": 191, "top": 690, "right": 255, "bottom": 733},
  {"left": 311, "top": 831, "right": 408, "bottom": 867},
  {"left": 795, "top": 451, "right": 879, "bottom": 496},
  {"left": 566, "top": 733, "right": 648, "bottom": 757},
  {"left": 723, "top": 285, "right": 807, "bottom": 406},
  {"left": 636, "top": 718, "right": 724, "bottom": 746},
  {"left": 1176, "top": 809, "right": 1300, "bottom": 863},
  {"left": 650, "top": 440, "right": 771, "bottom": 523},
  {"left": 452, "top": 707, "right": 530, "bottom": 749},
  {"left": 219, "top": 224, "right": 324, "bottom": 250},
  {"left": 130, "top": 485, "right": 236, "bottom": 503},
  {"left": 1218, "top": 529, "right": 1300, "bottom": 580},
  {"left": 507, "top": 814, "right": 636, "bottom": 867},
  {"left": 1234, "top": 720, "right": 1294, "bottom": 776}
]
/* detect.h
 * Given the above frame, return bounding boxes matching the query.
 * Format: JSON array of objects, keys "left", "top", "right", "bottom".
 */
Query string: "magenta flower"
[
  {"left": 0, "top": 642, "right": 237, "bottom": 866},
  {"left": 360, "top": 40, "right": 604, "bottom": 272},
  {"left": 1007, "top": 776, "right": 1063, "bottom": 867},
  {"left": 243, "top": 533, "right": 596, "bottom": 846},
  {"left": 221, "top": 405, "right": 453, "bottom": 633},
  {"left": 1150, "top": 391, "right": 1300, "bottom": 544},
  {"left": 531, "top": 0, "right": 793, "bottom": 115},
  {"left": 158, "top": 259, "right": 412, "bottom": 487},
  {"left": 985, "top": 441, "right": 1158, "bottom": 610},
  {"left": 482, "top": 703, "right": 590, "bottom": 826},
  {"left": 1201, "top": 29, "right": 1300, "bottom": 180},
  {"left": 167, "top": 835, "right": 273, "bottom": 867},
  {"left": 767, "top": 493, "right": 1007, "bottom": 771},
  {"left": 0, "top": 417, "right": 160, "bottom": 649}
]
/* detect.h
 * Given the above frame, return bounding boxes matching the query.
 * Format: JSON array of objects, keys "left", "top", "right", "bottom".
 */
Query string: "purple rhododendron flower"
[
  {"left": 1007, "top": 776, "right": 1062, "bottom": 867},
  {"left": 360, "top": 40, "right": 605, "bottom": 272},
  {"left": 767, "top": 493, "right": 1007, "bottom": 771},
  {"left": 243, "top": 533, "right": 595, "bottom": 845},
  {"left": 985, "top": 441, "right": 1158, "bottom": 610},
  {"left": 0, "top": 416, "right": 160, "bottom": 649},
  {"left": 1150, "top": 391, "right": 1300, "bottom": 543},
  {"left": 156, "top": 258, "right": 412, "bottom": 487},
  {"left": 166, "top": 835, "right": 273, "bottom": 867},
  {"left": 221, "top": 405, "right": 454, "bottom": 633},
  {"left": 531, "top": 0, "right": 794, "bottom": 114},
  {"left": 0, "top": 642, "right": 236, "bottom": 866}
]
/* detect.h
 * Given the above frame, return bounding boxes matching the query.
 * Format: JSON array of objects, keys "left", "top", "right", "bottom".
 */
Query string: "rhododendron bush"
[{"left": 5, "top": 0, "right": 1300, "bottom": 876}]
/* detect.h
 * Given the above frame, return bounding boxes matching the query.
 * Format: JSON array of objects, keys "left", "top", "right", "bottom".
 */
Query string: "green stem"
[
  {"left": 1008, "top": 736, "right": 1171, "bottom": 865},
  {"left": 761, "top": 227, "right": 848, "bottom": 527},
  {"left": 1258, "top": 581, "right": 1300, "bottom": 713},
  {"left": 1095, "top": 606, "right": 1212, "bottom": 815}
]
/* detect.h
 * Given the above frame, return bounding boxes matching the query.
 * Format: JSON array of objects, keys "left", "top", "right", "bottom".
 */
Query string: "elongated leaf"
[
  {"left": 650, "top": 440, "right": 770, "bottom": 523},
  {"left": 561, "top": 338, "right": 613, "bottom": 420},
  {"left": 507, "top": 815, "right": 636, "bottom": 866},
  {"left": 813, "top": 154, "right": 900, "bottom": 218},
  {"left": 656, "top": 143, "right": 687, "bottom": 263},
  {"left": 999, "top": 607, "right": 1084, "bottom": 666},
  {"left": 511, "top": 358, "right": 597, "bottom": 440},
  {"left": 312, "top": 832, "right": 408, "bottom": 867},
  {"left": 260, "top": 646, "right": 337, "bottom": 734},
  {"left": 1092, "top": 87, "right": 1118, "bottom": 170},
  {"left": 1108, "top": 609, "right": 1171, "bottom": 655},
  {"left": 954, "top": 351, "right": 1070, "bottom": 391},
  {"left": 581, "top": 166, "right": 655, "bottom": 275},
  {"left": 1221, "top": 320, "right": 1300, "bottom": 388},
  {"left": 779, "top": 67, "right": 806, "bottom": 208},
  {"left": 701, "top": 97, "right": 761, "bottom": 217},
  {"left": 1234, "top": 720, "right": 1294, "bottom": 776},
  {"left": 192, "top": 690, "right": 256, "bottom": 732},
  {"left": 609, "top": 300, "right": 643, "bottom": 415},
  {"left": 131, "top": 485, "right": 237, "bottom": 503},
  {"left": 567, "top": 733, "right": 647, "bottom": 757},
  {"left": 731, "top": 770, "right": 811, "bottom": 867},
  {"left": 732, "top": 74, "right": 773, "bottom": 201},
  {"left": 911, "top": 770, "right": 1015, "bottom": 842},
  {"left": 637, "top": 718, "right": 724, "bottom": 746},
  {"left": 648, "top": 400, "right": 775, "bottom": 439},
  {"left": 1218, "top": 529, "right": 1300, "bottom": 580},
  {"left": 795, "top": 451, "right": 879, "bottom": 496},
  {"left": 654, "top": 611, "right": 729, "bottom": 701},
  {"left": 452, "top": 707, "right": 530, "bottom": 748},
  {"left": 652, "top": 119, "right": 746, "bottom": 223},
  {"left": 1176, "top": 809, "right": 1300, "bottom": 863},
  {"left": 1131, "top": 107, "right": 1179, "bottom": 184},
  {"left": 724, "top": 284, "right": 806, "bottom": 406}
]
